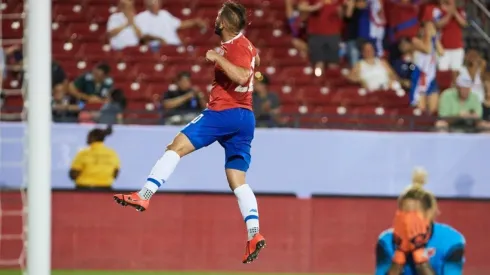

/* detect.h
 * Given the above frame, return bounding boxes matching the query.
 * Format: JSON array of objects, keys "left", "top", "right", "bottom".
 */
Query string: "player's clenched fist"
[
  {"left": 205, "top": 49, "right": 220, "bottom": 63},
  {"left": 392, "top": 211, "right": 430, "bottom": 265}
]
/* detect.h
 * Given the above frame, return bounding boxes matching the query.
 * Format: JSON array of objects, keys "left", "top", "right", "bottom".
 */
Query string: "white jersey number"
[{"left": 234, "top": 57, "right": 255, "bottom": 93}]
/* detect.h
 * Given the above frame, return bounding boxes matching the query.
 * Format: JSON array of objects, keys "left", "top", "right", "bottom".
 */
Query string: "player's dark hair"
[
  {"left": 220, "top": 1, "right": 247, "bottom": 33},
  {"left": 88, "top": 125, "right": 113, "bottom": 143},
  {"left": 398, "top": 168, "right": 438, "bottom": 214},
  {"left": 96, "top": 63, "right": 111, "bottom": 75}
]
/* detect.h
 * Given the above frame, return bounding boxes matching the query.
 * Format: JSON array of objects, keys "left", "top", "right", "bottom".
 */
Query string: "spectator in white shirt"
[
  {"left": 107, "top": 0, "right": 143, "bottom": 50},
  {"left": 137, "top": 0, "right": 207, "bottom": 48}
]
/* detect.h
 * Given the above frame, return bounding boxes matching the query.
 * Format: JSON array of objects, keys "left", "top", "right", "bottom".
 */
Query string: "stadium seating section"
[{"left": 1, "top": 0, "right": 453, "bottom": 130}]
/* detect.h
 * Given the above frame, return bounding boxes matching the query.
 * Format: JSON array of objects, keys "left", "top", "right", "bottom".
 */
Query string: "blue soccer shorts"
[{"left": 181, "top": 108, "right": 255, "bottom": 172}]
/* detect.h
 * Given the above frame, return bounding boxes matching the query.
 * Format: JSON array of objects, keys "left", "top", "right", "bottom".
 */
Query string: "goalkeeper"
[{"left": 375, "top": 168, "right": 465, "bottom": 275}]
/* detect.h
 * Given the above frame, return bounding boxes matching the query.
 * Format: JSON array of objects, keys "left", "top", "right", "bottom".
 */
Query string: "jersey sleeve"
[
  {"left": 442, "top": 234, "right": 466, "bottom": 275},
  {"left": 225, "top": 45, "right": 253, "bottom": 69},
  {"left": 375, "top": 232, "right": 394, "bottom": 275},
  {"left": 70, "top": 151, "right": 85, "bottom": 170}
]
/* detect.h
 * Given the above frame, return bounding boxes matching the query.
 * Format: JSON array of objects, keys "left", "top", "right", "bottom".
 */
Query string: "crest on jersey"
[
  {"left": 215, "top": 47, "right": 225, "bottom": 56},
  {"left": 425, "top": 247, "right": 436, "bottom": 258}
]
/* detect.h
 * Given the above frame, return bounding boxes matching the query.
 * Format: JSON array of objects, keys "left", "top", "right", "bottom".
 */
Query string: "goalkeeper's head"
[
  {"left": 397, "top": 167, "right": 438, "bottom": 222},
  {"left": 214, "top": 1, "right": 247, "bottom": 37}
]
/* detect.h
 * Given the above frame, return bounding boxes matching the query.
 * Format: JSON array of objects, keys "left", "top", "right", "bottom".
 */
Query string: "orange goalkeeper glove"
[
  {"left": 404, "top": 211, "right": 431, "bottom": 264},
  {"left": 392, "top": 211, "right": 431, "bottom": 265}
]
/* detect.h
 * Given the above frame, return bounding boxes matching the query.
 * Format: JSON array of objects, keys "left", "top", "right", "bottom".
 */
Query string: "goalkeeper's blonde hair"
[{"left": 398, "top": 167, "right": 438, "bottom": 214}]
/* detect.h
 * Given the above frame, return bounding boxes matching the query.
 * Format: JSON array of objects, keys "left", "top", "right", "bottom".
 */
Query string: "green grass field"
[{"left": 0, "top": 271, "right": 362, "bottom": 275}]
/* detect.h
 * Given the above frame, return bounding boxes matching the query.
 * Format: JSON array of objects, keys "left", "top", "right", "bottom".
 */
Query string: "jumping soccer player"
[
  {"left": 375, "top": 168, "right": 465, "bottom": 275},
  {"left": 113, "top": 1, "right": 265, "bottom": 264}
]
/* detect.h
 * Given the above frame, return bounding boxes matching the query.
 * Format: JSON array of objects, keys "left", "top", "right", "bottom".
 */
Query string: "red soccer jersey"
[{"left": 208, "top": 33, "right": 257, "bottom": 111}]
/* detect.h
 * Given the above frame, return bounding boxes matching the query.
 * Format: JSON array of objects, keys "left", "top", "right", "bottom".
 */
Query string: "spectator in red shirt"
[
  {"left": 423, "top": 0, "right": 467, "bottom": 72},
  {"left": 299, "top": 0, "right": 343, "bottom": 76}
]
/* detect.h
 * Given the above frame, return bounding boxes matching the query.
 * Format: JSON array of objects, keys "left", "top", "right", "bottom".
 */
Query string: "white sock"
[
  {"left": 138, "top": 150, "right": 180, "bottom": 200},
  {"left": 234, "top": 184, "right": 259, "bottom": 241}
]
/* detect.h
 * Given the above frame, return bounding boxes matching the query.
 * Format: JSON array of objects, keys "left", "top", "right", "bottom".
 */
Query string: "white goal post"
[{"left": 26, "top": 0, "right": 52, "bottom": 274}]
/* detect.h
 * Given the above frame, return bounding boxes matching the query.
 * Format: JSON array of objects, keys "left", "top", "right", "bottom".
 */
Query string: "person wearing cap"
[
  {"left": 161, "top": 71, "right": 206, "bottom": 125},
  {"left": 252, "top": 73, "right": 281, "bottom": 127},
  {"left": 435, "top": 73, "right": 482, "bottom": 132}
]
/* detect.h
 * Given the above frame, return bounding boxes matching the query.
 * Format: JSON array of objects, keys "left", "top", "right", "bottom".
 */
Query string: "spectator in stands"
[
  {"left": 457, "top": 49, "right": 486, "bottom": 102},
  {"left": 342, "top": 0, "right": 366, "bottom": 66},
  {"left": 299, "top": 0, "right": 342, "bottom": 75},
  {"left": 253, "top": 73, "right": 281, "bottom": 128},
  {"left": 435, "top": 73, "right": 482, "bottom": 132},
  {"left": 347, "top": 41, "right": 400, "bottom": 91},
  {"left": 391, "top": 37, "right": 415, "bottom": 90},
  {"left": 107, "top": 0, "right": 143, "bottom": 50},
  {"left": 52, "top": 61, "right": 67, "bottom": 94},
  {"left": 137, "top": 0, "right": 207, "bottom": 49},
  {"left": 52, "top": 85, "right": 81, "bottom": 123},
  {"left": 1, "top": 45, "right": 22, "bottom": 82},
  {"left": 162, "top": 71, "right": 206, "bottom": 125},
  {"left": 70, "top": 125, "right": 120, "bottom": 190},
  {"left": 423, "top": 0, "right": 467, "bottom": 72},
  {"left": 68, "top": 63, "right": 113, "bottom": 103},
  {"left": 285, "top": 0, "right": 309, "bottom": 58},
  {"left": 97, "top": 88, "right": 127, "bottom": 125}
]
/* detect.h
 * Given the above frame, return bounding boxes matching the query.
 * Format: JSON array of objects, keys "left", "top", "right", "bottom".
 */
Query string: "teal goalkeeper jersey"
[{"left": 375, "top": 223, "right": 465, "bottom": 275}]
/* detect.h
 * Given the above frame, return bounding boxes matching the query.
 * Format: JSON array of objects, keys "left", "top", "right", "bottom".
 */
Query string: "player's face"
[{"left": 214, "top": 12, "right": 224, "bottom": 36}]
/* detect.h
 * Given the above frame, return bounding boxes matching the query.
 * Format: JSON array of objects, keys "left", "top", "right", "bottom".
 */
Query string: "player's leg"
[
  {"left": 114, "top": 112, "right": 218, "bottom": 211},
  {"left": 136, "top": 133, "right": 195, "bottom": 200},
  {"left": 219, "top": 109, "right": 265, "bottom": 263}
]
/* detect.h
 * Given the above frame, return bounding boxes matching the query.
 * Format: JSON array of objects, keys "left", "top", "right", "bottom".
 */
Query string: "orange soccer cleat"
[
  {"left": 113, "top": 192, "right": 149, "bottom": 212},
  {"left": 242, "top": 233, "right": 266, "bottom": 264}
]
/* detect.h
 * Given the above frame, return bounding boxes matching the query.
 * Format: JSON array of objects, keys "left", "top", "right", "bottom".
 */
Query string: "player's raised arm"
[
  {"left": 375, "top": 240, "right": 401, "bottom": 275},
  {"left": 206, "top": 49, "right": 251, "bottom": 86}
]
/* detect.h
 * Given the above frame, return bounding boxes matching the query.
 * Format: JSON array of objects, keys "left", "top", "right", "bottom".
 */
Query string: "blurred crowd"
[{"left": 1, "top": 0, "right": 489, "bottom": 132}]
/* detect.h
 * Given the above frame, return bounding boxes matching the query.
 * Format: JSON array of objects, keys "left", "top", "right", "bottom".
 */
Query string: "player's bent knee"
[{"left": 166, "top": 133, "right": 196, "bottom": 157}]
